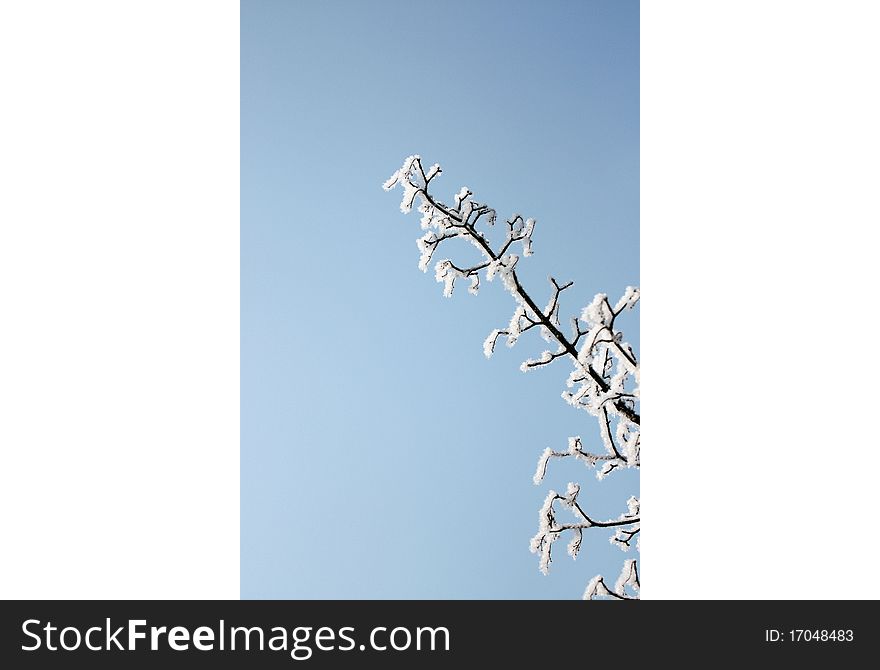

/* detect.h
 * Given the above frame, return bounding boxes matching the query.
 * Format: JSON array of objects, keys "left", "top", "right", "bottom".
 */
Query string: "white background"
[
  {"left": 643, "top": 1, "right": 880, "bottom": 598},
  {"left": 0, "top": 1, "right": 239, "bottom": 598},
  {"left": 1, "top": 0, "right": 877, "bottom": 599}
]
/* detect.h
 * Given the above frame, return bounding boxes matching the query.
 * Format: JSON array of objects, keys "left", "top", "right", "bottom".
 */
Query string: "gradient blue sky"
[{"left": 242, "top": 0, "right": 639, "bottom": 598}]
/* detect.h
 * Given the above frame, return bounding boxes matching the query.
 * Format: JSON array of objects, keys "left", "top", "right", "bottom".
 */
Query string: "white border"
[
  {"left": 643, "top": 1, "right": 880, "bottom": 598},
  {"left": 0, "top": 1, "right": 239, "bottom": 599}
]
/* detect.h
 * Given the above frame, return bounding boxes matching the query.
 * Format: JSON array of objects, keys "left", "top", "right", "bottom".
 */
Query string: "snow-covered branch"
[
  {"left": 529, "top": 484, "right": 640, "bottom": 582},
  {"left": 384, "top": 156, "right": 639, "bottom": 426},
  {"left": 384, "top": 156, "right": 640, "bottom": 599},
  {"left": 584, "top": 559, "right": 640, "bottom": 600}
]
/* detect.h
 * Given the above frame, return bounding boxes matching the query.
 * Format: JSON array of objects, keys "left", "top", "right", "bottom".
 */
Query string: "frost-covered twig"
[
  {"left": 584, "top": 559, "right": 640, "bottom": 600},
  {"left": 383, "top": 156, "right": 639, "bottom": 427},
  {"left": 529, "top": 484, "right": 640, "bottom": 585},
  {"left": 384, "top": 156, "right": 639, "bottom": 599}
]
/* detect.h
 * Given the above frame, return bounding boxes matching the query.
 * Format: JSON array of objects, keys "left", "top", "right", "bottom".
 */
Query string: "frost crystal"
[
  {"left": 581, "top": 293, "right": 612, "bottom": 327},
  {"left": 483, "top": 329, "right": 503, "bottom": 359},
  {"left": 533, "top": 447, "right": 553, "bottom": 485}
]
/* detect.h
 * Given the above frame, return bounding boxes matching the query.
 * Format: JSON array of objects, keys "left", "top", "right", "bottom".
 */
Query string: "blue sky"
[{"left": 242, "top": 0, "right": 639, "bottom": 598}]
